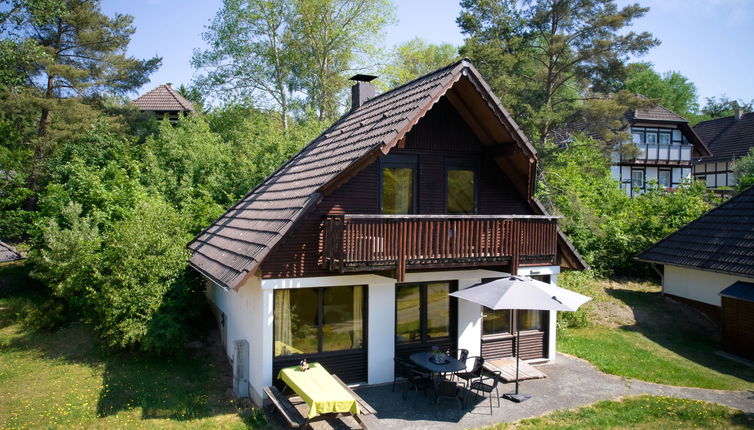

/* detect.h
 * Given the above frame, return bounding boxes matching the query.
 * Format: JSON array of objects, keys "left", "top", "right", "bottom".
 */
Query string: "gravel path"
[{"left": 353, "top": 353, "right": 754, "bottom": 430}]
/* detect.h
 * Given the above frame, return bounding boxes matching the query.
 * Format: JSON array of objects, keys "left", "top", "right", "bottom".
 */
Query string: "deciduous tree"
[
  {"left": 379, "top": 37, "right": 459, "bottom": 90},
  {"left": 622, "top": 62, "right": 699, "bottom": 119}
]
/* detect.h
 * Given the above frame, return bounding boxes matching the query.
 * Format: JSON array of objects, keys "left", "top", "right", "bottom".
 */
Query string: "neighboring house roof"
[
  {"left": 720, "top": 281, "right": 754, "bottom": 303},
  {"left": 636, "top": 185, "right": 754, "bottom": 278},
  {"left": 549, "top": 97, "right": 711, "bottom": 157},
  {"left": 0, "top": 241, "right": 24, "bottom": 264},
  {"left": 693, "top": 112, "right": 754, "bottom": 163},
  {"left": 132, "top": 84, "right": 195, "bottom": 112},
  {"left": 188, "top": 59, "right": 583, "bottom": 290},
  {"left": 628, "top": 103, "right": 687, "bottom": 123}
]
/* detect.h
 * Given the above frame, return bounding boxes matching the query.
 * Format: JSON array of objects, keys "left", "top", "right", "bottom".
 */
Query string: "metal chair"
[
  {"left": 392, "top": 357, "right": 412, "bottom": 392},
  {"left": 446, "top": 349, "right": 469, "bottom": 382},
  {"left": 404, "top": 366, "right": 434, "bottom": 406},
  {"left": 469, "top": 370, "right": 502, "bottom": 415},
  {"left": 434, "top": 379, "right": 463, "bottom": 421},
  {"left": 449, "top": 348, "right": 469, "bottom": 362},
  {"left": 455, "top": 356, "right": 484, "bottom": 391}
]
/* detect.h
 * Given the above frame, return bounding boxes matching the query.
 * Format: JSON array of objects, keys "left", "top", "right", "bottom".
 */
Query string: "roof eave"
[{"left": 633, "top": 258, "right": 754, "bottom": 280}]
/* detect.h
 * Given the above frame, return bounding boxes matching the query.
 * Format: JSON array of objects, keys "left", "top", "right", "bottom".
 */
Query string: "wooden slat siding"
[
  {"left": 263, "top": 96, "right": 537, "bottom": 279},
  {"left": 481, "top": 336, "right": 514, "bottom": 359},
  {"left": 403, "top": 98, "right": 481, "bottom": 154},
  {"left": 272, "top": 349, "right": 368, "bottom": 388},
  {"left": 722, "top": 297, "right": 754, "bottom": 361},
  {"left": 481, "top": 331, "right": 547, "bottom": 360}
]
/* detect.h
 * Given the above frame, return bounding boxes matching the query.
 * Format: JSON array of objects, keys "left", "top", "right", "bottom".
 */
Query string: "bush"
[{"left": 539, "top": 137, "right": 715, "bottom": 277}]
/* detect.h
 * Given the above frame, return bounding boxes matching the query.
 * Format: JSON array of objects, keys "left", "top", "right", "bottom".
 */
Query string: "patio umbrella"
[{"left": 450, "top": 275, "right": 591, "bottom": 402}]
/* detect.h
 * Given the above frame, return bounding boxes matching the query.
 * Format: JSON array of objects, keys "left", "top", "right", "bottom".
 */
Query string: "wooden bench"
[
  {"left": 263, "top": 385, "right": 306, "bottom": 428},
  {"left": 264, "top": 376, "right": 377, "bottom": 429}
]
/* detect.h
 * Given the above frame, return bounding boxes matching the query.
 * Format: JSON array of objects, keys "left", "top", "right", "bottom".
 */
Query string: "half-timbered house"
[
  {"left": 612, "top": 102, "right": 711, "bottom": 196},
  {"left": 693, "top": 109, "right": 754, "bottom": 189},
  {"left": 188, "top": 60, "right": 586, "bottom": 404}
]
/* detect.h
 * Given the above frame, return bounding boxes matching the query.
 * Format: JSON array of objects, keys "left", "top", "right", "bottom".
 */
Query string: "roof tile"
[
  {"left": 133, "top": 84, "right": 195, "bottom": 112},
  {"left": 637, "top": 185, "right": 754, "bottom": 278}
]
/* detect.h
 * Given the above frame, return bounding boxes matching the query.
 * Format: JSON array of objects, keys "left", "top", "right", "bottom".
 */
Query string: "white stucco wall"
[
  {"left": 205, "top": 266, "right": 568, "bottom": 402},
  {"left": 205, "top": 276, "right": 271, "bottom": 405},
  {"left": 663, "top": 265, "right": 751, "bottom": 307}
]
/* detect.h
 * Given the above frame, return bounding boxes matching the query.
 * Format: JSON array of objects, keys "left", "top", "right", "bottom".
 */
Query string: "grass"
[
  {"left": 486, "top": 395, "right": 754, "bottom": 429},
  {"left": 557, "top": 274, "right": 754, "bottom": 390},
  {"left": 0, "top": 266, "right": 262, "bottom": 429}
]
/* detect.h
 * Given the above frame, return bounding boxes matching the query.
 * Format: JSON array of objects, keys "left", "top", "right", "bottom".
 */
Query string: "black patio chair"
[
  {"left": 434, "top": 379, "right": 463, "bottom": 421},
  {"left": 449, "top": 348, "right": 469, "bottom": 362},
  {"left": 455, "top": 356, "right": 484, "bottom": 391},
  {"left": 469, "top": 370, "right": 502, "bottom": 415},
  {"left": 446, "top": 349, "right": 469, "bottom": 381},
  {"left": 404, "top": 366, "right": 434, "bottom": 406},
  {"left": 392, "top": 357, "right": 413, "bottom": 392}
]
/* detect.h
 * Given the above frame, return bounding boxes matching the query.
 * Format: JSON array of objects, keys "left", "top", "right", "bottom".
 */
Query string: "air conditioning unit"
[{"left": 233, "top": 339, "right": 249, "bottom": 398}]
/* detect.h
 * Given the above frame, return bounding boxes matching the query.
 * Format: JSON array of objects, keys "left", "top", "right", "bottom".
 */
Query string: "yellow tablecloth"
[{"left": 278, "top": 362, "right": 360, "bottom": 419}]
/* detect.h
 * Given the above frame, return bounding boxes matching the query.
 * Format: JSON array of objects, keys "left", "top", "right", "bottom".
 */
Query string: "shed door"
[{"left": 722, "top": 297, "right": 754, "bottom": 361}]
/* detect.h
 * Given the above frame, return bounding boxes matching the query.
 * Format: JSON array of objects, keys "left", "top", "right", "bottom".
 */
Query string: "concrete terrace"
[{"left": 338, "top": 353, "right": 754, "bottom": 430}]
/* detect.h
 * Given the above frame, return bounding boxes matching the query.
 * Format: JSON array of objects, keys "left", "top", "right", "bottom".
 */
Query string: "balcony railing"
[{"left": 322, "top": 214, "right": 560, "bottom": 281}]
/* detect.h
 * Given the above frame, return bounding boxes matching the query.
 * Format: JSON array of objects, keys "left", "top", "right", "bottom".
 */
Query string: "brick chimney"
[{"left": 350, "top": 74, "right": 377, "bottom": 110}]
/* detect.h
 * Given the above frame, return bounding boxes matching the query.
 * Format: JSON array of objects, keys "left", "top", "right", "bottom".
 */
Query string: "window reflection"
[
  {"left": 396, "top": 284, "right": 421, "bottom": 343},
  {"left": 396, "top": 282, "right": 452, "bottom": 343},
  {"left": 447, "top": 169, "right": 475, "bottom": 214},
  {"left": 323, "top": 285, "right": 364, "bottom": 352},
  {"left": 426, "top": 282, "right": 450, "bottom": 339},
  {"left": 274, "top": 286, "right": 365, "bottom": 357},
  {"left": 482, "top": 308, "right": 511, "bottom": 336},
  {"left": 517, "top": 310, "right": 544, "bottom": 331},
  {"left": 382, "top": 167, "right": 414, "bottom": 214}
]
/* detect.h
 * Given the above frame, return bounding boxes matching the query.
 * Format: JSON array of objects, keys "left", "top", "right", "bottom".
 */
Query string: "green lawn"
[
  {"left": 486, "top": 395, "right": 754, "bottom": 429},
  {"left": 0, "top": 267, "right": 261, "bottom": 429},
  {"left": 557, "top": 276, "right": 754, "bottom": 390}
]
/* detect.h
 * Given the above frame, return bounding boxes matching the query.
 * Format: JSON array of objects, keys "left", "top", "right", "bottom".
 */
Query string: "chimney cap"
[{"left": 350, "top": 74, "right": 377, "bottom": 83}]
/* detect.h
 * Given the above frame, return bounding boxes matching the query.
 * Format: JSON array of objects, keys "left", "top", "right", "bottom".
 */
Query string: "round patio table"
[{"left": 409, "top": 351, "right": 467, "bottom": 374}]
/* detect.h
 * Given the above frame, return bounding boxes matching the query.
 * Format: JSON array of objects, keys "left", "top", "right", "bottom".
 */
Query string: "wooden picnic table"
[{"left": 267, "top": 362, "right": 376, "bottom": 429}]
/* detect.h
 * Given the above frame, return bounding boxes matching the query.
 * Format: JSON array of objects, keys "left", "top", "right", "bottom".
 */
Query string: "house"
[
  {"left": 0, "top": 241, "right": 24, "bottom": 266},
  {"left": 188, "top": 59, "right": 587, "bottom": 404},
  {"left": 132, "top": 83, "right": 195, "bottom": 122},
  {"left": 611, "top": 101, "right": 711, "bottom": 196},
  {"left": 636, "top": 185, "right": 754, "bottom": 361},
  {"left": 692, "top": 109, "right": 754, "bottom": 189}
]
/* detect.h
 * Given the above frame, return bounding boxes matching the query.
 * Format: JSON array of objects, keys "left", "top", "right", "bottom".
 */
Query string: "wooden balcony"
[{"left": 321, "top": 215, "right": 560, "bottom": 281}]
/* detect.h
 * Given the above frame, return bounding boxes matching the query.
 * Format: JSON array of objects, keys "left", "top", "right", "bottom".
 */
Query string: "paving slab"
[{"left": 353, "top": 353, "right": 754, "bottom": 430}]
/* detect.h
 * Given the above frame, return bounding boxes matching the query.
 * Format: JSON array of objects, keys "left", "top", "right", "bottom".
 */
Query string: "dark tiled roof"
[
  {"left": 133, "top": 84, "right": 195, "bottom": 112},
  {"left": 628, "top": 103, "right": 687, "bottom": 123},
  {"left": 636, "top": 185, "right": 754, "bottom": 278},
  {"left": 694, "top": 112, "right": 754, "bottom": 163},
  {"left": 0, "top": 241, "right": 24, "bottom": 263},
  {"left": 720, "top": 281, "right": 754, "bottom": 303}
]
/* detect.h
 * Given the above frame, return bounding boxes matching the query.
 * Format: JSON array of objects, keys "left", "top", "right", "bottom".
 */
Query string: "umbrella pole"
[{"left": 504, "top": 309, "right": 531, "bottom": 403}]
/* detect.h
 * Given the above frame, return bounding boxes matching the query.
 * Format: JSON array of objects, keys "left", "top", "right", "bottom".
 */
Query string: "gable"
[{"left": 189, "top": 60, "right": 582, "bottom": 290}]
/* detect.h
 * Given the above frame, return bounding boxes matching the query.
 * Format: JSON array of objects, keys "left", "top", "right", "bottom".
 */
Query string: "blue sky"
[{"left": 103, "top": 0, "right": 754, "bottom": 104}]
